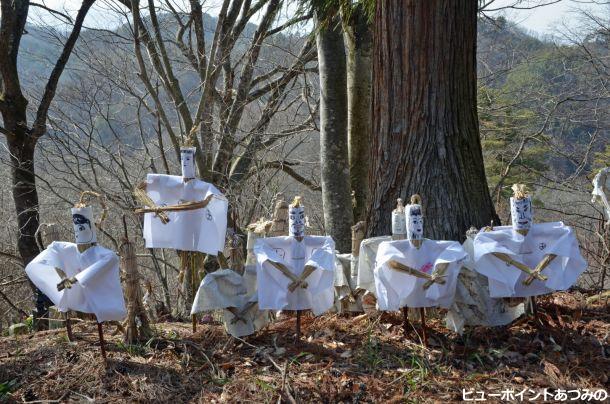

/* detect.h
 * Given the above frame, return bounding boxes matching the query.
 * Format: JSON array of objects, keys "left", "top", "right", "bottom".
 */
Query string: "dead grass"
[{"left": 1, "top": 291, "right": 608, "bottom": 403}]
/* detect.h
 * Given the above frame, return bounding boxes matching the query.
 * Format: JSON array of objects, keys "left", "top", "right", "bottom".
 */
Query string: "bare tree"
[{"left": 0, "top": 0, "right": 95, "bottom": 325}]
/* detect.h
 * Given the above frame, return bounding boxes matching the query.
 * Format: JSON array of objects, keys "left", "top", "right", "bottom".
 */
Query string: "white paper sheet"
[
  {"left": 334, "top": 253, "right": 363, "bottom": 312},
  {"left": 473, "top": 222, "right": 587, "bottom": 297},
  {"left": 254, "top": 236, "right": 335, "bottom": 315},
  {"left": 592, "top": 167, "right": 610, "bottom": 223},
  {"left": 143, "top": 174, "right": 228, "bottom": 254},
  {"left": 25, "top": 242, "right": 126, "bottom": 322},
  {"left": 356, "top": 236, "right": 392, "bottom": 297},
  {"left": 374, "top": 239, "right": 467, "bottom": 310},
  {"left": 445, "top": 237, "right": 525, "bottom": 334},
  {"left": 191, "top": 269, "right": 270, "bottom": 337}
]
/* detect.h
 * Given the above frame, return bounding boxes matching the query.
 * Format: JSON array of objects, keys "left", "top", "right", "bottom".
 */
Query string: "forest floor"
[{"left": 1, "top": 291, "right": 609, "bottom": 403}]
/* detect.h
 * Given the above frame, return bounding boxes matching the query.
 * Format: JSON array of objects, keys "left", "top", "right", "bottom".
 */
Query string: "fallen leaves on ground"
[{"left": 0, "top": 291, "right": 608, "bottom": 403}]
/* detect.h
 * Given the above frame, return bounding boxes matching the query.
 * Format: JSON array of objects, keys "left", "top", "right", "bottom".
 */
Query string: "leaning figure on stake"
[
  {"left": 191, "top": 219, "right": 272, "bottom": 338},
  {"left": 25, "top": 193, "right": 126, "bottom": 357},
  {"left": 445, "top": 227, "right": 525, "bottom": 334}
]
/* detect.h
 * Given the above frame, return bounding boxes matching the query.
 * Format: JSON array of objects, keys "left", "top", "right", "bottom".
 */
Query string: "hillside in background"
[{"left": 18, "top": 15, "right": 608, "bottom": 177}]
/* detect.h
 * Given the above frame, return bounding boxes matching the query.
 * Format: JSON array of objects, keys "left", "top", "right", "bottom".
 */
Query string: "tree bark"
[
  {"left": 316, "top": 14, "right": 353, "bottom": 253},
  {"left": 343, "top": 7, "right": 373, "bottom": 223},
  {"left": 367, "top": 0, "right": 498, "bottom": 241},
  {"left": 7, "top": 133, "right": 40, "bottom": 274}
]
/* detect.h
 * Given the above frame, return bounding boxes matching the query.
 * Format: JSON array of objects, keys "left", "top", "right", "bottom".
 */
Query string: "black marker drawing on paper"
[{"left": 72, "top": 214, "right": 92, "bottom": 233}]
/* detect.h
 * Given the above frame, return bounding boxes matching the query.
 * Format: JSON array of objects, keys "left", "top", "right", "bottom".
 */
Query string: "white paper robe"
[
  {"left": 374, "top": 239, "right": 467, "bottom": 311},
  {"left": 191, "top": 269, "right": 270, "bottom": 337},
  {"left": 254, "top": 236, "right": 335, "bottom": 315},
  {"left": 143, "top": 174, "right": 228, "bottom": 254},
  {"left": 25, "top": 242, "right": 126, "bottom": 322},
  {"left": 473, "top": 222, "right": 587, "bottom": 298}
]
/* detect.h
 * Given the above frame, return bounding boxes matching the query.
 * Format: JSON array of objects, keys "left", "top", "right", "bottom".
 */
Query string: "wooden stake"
[
  {"left": 402, "top": 307, "right": 410, "bottom": 337},
  {"left": 531, "top": 296, "right": 540, "bottom": 324},
  {"left": 295, "top": 310, "right": 302, "bottom": 342},
  {"left": 420, "top": 308, "right": 428, "bottom": 347},
  {"left": 65, "top": 312, "right": 73, "bottom": 342},
  {"left": 191, "top": 252, "right": 197, "bottom": 333},
  {"left": 97, "top": 322, "right": 107, "bottom": 360}
]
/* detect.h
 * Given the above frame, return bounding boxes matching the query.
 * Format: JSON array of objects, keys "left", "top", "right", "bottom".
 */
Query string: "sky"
[
  {"left": 30, "top": 0, "right": 609, "bottom": 38},
  {"left": 484, "top": 0, "right": 609, "bottom": 38}
]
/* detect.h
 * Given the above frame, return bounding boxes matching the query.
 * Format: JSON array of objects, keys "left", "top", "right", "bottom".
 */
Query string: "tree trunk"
[
  {"left": 6, "top": 134, "right": 48, "bottom": 324},
  {"left": 316, "top": 14, "right": 353, "bottom": 253},
  {"left": 7, "top": 134, "right": 41, "bottom": 269},
  {"left": 367, "top": 0, "right": 498, "bottom": 241},
  {"left": 343, "top": 7, "right": 373, "bottom": 223}
]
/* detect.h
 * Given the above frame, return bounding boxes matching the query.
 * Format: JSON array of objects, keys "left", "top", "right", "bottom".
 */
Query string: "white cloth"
[
  {"left": 254, "top": 236, "right": 335, "bottom": 315},
  {"left": 143, "top": 174, "right": 228, "bottom": 254},
  {"left": 374, "top": 239, "right": 467, "bottom": 310},
  {"left": 592, "top": 167, "right": 610, "bottom": 223},
  {"left": 356, "top": 236, "right": 392, "bottom": 296},
  {"left": 25, "top": 242, "right": 126, "bottom": 322},
  {"left": 334, "top": 253, "right": 362, "bottom": 312},
  {"left": 445, "top": 237, "right": 524, "bottom": 334},
  {"left": 473, "top": 222, "right": 587, "bottom": 298},
  {"left": 191, "top": 269, "right": 269, "bottom": 337}
]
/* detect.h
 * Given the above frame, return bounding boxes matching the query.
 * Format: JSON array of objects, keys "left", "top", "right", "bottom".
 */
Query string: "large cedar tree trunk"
[
  {"left": 366, "top": 0, "right": 498, "bottom": 240},
  {"left": 316, "top": 14, "right": 353, "bottom": 252},
  {"left": 343, "top": 6, "right": 373, "bottom": 223}
]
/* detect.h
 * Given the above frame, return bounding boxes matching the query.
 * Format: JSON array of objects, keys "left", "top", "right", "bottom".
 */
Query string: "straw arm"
[
  {"left": 492, "top": 252, "right": 548, "bottom": 282},
  {"left": 133, "top": 186, "right": 170, "bottom": 224},
  {"left": 388, "top": 260, "right": 433, "bottom": 281},
  {"left": 57, "top": 276, "right": 77, "bottom": 291},
  {"left": 288, "top": 265, "right": 316, "bottom": 292},
  {"left": 134, "top": 194, "right": 215, "bottom": 215},
  {"left": 423, "top": 262, "right": 449, "bottom": 290},
  {"left": 268, "top": 260, "right": 307, "bottom": 291},
  {"left": 523, "top": 254, "right": 556, "bottom": 286}
]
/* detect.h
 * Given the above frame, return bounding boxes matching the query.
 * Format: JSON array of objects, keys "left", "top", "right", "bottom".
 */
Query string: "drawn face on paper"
[
  {"left": 289, "top": 206, "right": 305, "bottom": 238},
  {"left": 510, "top": 197, "right": 532, "bottom": 231},
  {"left": 406, "top": 204, "right": 423, "bottom": 241},
  {"left": 71, "top": 207, "right": 97, "bottom": 244},
  {"left": 180, "top": 147, "right": 196, "bottom": 179}
]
